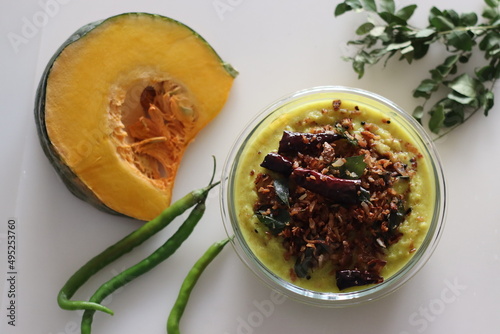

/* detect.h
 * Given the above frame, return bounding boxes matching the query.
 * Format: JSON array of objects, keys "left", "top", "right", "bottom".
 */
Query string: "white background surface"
[{"left": 1, "top": 0, "right": 499, "bottom": 333}]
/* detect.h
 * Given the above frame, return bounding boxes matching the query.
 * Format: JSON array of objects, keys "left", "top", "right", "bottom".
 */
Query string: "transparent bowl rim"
[{"left": 220, "top": 85, "right": 447, "bottom": 307}]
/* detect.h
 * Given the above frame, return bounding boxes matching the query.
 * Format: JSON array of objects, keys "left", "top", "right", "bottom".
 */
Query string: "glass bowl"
[{"left": 220, "top": 86, "right": 446, "bottom": 307}]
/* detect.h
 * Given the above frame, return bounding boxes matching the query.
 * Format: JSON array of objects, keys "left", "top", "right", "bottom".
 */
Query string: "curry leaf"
[
  {"left": 413, "top": 105, "right": 424, "bottom": 122},
  {"left": 294, "top": 248, "right": 314, "bottom": 278},
  {"left": 334, "top": 2, "right": 352, "bottom": 16},
  {"left": 370, "top": 26, "right": 386, "bottom": 37},
  {"left": 448, "top": 73, "right": 482, "bottom": 98},
  {"left": 444, "top": 113, "right": 463, "bottom": 127},
  {"left": 359, "top": 187, "right": 371, "bottom": 202},
  {"left": 335, "top": 0, "right": 500, "bottom": 137},
  {"left": 412, "top": 41, "right": 430, "bottom": 59},
  {"left": 441, "top": 9, "right": 460, "bottom": 26},
  {"left": 332, "top": 155, "right": 367, "bottom": 179},
  {"left": 356, "top": 22, "right": 375, "bottom": 35},
  {"left": 273, "top": 177, "right": 290, "bottom": 207},
  {"left": 447, "top": 91, "right": 475, "bottom": 105},
  {"left": 480, "top": 90, "right": 495, "bottom": 115},
  {"left": 396, "top": 4, "right": 417, "bottom": 22},
  {"left": 378, "top": 0, "right": 395, "bottom": 14},
  {"left": 483, "top": 6, "right": 499, "bottom": 20},
  {"left": 335, "top": 124, "right": 359, "bottom": 145},
  {"left": 485, "top": 0, "right": 499, "bottom": 7},
  {"left": 415, "top": 28, "right": 435, "bottom": 38},
  {"left": 430, "top": 15, "right": 455, "bottom": 31},
  {"left": 255, "top": 209, "right": 289, "bottom": 235},
  {"left": 432, "top": 54, "right": 460, "bottom": 80},
  {"left": 476, "top": 65, "right": 496, "bottom": 82},
  {"left": 429, "top": 104, "right": 445, "bottom": 134},
  {"left": 378, "top": 11, "right": 407, "bottom": 25},
  {"left": 479, "top": 31, "right": 500, "bottom": 57},
  {"left": 386, "top": 41, "right": 412, "bottom": 51},
  {"left": 346, "top": 0, "right": 363, "bottom": 10},
  {"left": 460, "top": 12, "right": 478, "bottom": 26},
  {"left": 446, "top": 31, "right": 474, "bottom": 51},
  {"left": 413, "top": 79, "right": 438, "bottom": 98},
  {"left": 361, "top": 0, "right": 377, "bottom": 12},
  {"left": 388, "top": 200, "right": 407, "bottom": 230}
]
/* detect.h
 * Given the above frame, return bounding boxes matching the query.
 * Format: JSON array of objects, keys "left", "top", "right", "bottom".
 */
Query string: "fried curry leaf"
[
  {"left": 341, "top": 155, "right": 367, "bottom": 179},
  {"left": 335, "top": 124, "right": 359, "bottom": 146},
  {"left": 255, "top": 209, "right": 289, "bottom": 235},
  {"left": 331, "top": 155, "right": 367, "bottom": 179},
  {"left": 388, "top": 199, "right": 408, "bottom": 230},
  {"left": 273, "top": 177, "right": 290, "bottom": 207},
  {"left": 294, "top": 247, "right": 314, "bottom": 278},
  {"left": 359, "top": 187, "right": 371, "bottom": 202}
]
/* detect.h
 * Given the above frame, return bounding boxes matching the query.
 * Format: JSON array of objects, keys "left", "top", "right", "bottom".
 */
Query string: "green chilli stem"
[
  {"left": 80, "top": 199, "right": 210, "bottom": 334},
  {"left": 167, "top": 237, "right": 232, "bottom": 334},
  {"left": 57, "top": 181, "right": 219, "bottom": 315}
]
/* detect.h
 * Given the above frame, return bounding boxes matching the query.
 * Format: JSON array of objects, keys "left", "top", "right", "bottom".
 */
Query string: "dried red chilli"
[
  {"left": 260, "top": 152, "right": 294, "bottom": 175},
  {"left": 278, "top": 131, "right": 342, "bottom": 155},
  {"left": 291, "top": 167, "right": 361, "bottom": 205},
  {"left": 336, "top": 270, "right": 383, "bottom": 291}
]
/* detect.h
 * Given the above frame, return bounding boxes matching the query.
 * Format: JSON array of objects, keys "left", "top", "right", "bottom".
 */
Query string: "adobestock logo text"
[{"left": 7, "top": 0, "right": 73, "bottom": 54}]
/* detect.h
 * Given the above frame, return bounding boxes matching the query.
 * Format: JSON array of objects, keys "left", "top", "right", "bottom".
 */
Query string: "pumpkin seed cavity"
[{"left": 110, "top": 78, "right": 197, "bottom": 186}]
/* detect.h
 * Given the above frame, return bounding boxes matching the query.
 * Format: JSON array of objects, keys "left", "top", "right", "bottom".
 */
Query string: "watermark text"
[{"left": 7, "top": 0, "right": 73, "bottom": 54}]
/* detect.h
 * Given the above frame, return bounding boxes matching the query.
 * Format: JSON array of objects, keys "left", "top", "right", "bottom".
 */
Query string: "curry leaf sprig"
[{"left": 335, "top": 0, "right": 500, "bottom": 137}]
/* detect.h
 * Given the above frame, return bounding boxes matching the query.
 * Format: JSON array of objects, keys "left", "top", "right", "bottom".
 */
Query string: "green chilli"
[
  {"left": 167, "top": 237, "right": 232, "bottom": 334},
  {"left": 57, "top": 169, "right": 218, "bottom": 315},
  {"left": 80, "top": 198, "right": 211, "bottom": 334}
]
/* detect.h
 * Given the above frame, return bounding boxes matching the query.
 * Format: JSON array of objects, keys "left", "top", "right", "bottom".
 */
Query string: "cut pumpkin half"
[{"left": 35, "top": 13, "right": 237, "bottom": 221}]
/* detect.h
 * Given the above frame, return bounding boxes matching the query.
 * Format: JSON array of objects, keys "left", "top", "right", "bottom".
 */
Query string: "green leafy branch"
[{"left": 335, "top": 0, "right": 500, "bottom": 137}]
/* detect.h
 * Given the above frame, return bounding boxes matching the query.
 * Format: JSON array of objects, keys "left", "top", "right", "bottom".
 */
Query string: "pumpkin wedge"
[{"left": 35, "top": 13, "right": 237, "bottom": 221}]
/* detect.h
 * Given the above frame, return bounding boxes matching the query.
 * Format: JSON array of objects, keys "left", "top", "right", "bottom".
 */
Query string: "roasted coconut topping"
[
  {"left": 253, "top": 101, "right": 418, "bottom": 290},
  {"left": 110, "top": 79, "right": 197, "bottom": 185}
]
